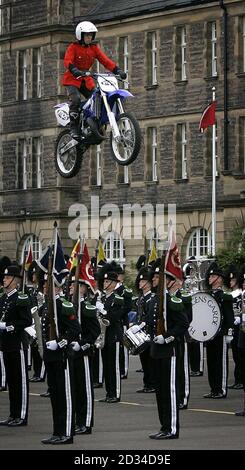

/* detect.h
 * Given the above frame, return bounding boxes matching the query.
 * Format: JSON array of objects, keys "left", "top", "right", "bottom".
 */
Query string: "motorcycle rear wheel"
[
  {"left": 55, "top": 129, "right": 85, "bottom": 178},
  {"left": 110, "top": 112, "right": 141, "bottom": 166}
]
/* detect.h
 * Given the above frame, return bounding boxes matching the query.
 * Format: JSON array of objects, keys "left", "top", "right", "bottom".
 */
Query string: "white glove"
[
  {"left": 153, "top": 335, "right": 165, "bottom": 345},
  {"left": 58, "top": 339, "right": 68, "bottom": 349},
  {"left": 96, "top": 301, "right": 107, "bottom": 315},
  {"left": 130, "top": 324, "right": 141, "bottom": 334},
  {"left": 31, "top": 306, "right": 38, "bottom": 315},
  {"left": 46, "top": 340, "right": 58, "bottom": 350},
  {"left": 81, "top": 343, "right": 90, "bottom": 351},
  {"left": 234, "top": 317, "right": 241, "bottom": 326},
  {"left": 6, "top": 325, "right": 14, "bottom": 333},
  {"left": 225, "top": 335, "right": 233, "bottom": 345},
  {"left": 0, "top": 322, "right": 6, "bottom": 330},
  {"left": 71, "top": 341, "right": 80, "bottom": 352}
]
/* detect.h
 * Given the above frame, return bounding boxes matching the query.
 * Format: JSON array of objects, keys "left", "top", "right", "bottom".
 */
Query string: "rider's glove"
[
  {"left": 69, "top": 64, "right": 84, "bottom": 78},
  {"left": 113, "top": 66, "right": 127, "bottom": 80}
]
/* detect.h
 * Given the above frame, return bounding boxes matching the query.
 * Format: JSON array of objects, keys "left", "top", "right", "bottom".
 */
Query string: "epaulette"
[
  {"left": 61, "top": 299, "right": 75, "bottom": 316},
  {"left": 17, "top": 293, "right": 30, "bottom": 306},
  {"left": 123, "top": 288, "right": 133, "bottom": 298},
  {"left": 114, "top": 294, "right": 124, "bottom": 305},
  {"left": 170, "top": 295, "right": 183, "bottom": 311},
  {"left": 83, "top": 302, "right": 97, "bottom": 318}
]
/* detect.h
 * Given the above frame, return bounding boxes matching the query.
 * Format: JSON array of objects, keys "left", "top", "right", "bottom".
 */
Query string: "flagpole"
[{"left": 211, "top": 86, "right": 216, "bottom": 257}]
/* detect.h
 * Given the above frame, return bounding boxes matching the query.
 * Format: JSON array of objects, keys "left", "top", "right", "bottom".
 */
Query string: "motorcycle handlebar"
[{"left": 75, "top": 71, "right": 125, "bottom": 81}]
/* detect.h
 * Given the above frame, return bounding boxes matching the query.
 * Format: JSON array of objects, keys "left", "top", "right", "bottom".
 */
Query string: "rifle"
[
  {"left": 72, "top": 236, "right": 84, "bottom": 318},
  {"left": 156, "top": 250, "right": 166, "bottom": 335},
  {"left": 47, "top": 243, "right": 57, "bottom": 341}
]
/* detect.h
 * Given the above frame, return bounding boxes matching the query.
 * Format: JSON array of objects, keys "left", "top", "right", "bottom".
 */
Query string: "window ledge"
[
  {"left": 204, "top": 175, "right": 220, "bottom": 181},
  {"left": 90, "top": 184, "right": 102, "bottom": 188},
  {"left": 117, "top": 182, "right": 130, "bottom": 186},
  {"left": 232, "top": 172, "right": 245, "bottom": 180},
  {"left": 236, "top": 72, "right": 245, "bottom": 78},
  {"left": 204, "top": 75, "right": 218, "bottom": 81},
  {"left": 145, "top": 84, "right": 159, "bottom": 91},
  {"left": 174, "top": 178, "right": 189, "bottom": 183},
  {"left": 174, "top": 80, "right": 188, "bottom": 86},
  {"left": 145, "top": 180, "right": 159, "bottom": 185},
  {"left": 222, "top": 170, "right": 232, "bottom": 176}
]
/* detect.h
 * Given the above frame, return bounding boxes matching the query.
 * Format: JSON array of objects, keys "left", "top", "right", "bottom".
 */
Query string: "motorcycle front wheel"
[
  {"left": 110, "top": 112, "right": 141, "bottom": 166},
  {"left": 55, "top": 129, "right": 86, "bottom": 178}
]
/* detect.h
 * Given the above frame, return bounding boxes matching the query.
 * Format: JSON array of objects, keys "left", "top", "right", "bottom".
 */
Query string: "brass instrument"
[
  {"left": 240, "top": 290, "right": 245, "bottom": 333},
  {"left": 94, "top": 295, "right": 110, "bottom": 349}
]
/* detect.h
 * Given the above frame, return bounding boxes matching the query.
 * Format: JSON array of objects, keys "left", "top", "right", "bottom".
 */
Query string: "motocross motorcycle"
[{"left": 54, "top": 72, "right": 141, "bottom": 178}]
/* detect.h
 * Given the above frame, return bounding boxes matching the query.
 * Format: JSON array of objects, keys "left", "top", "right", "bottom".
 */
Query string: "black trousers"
[
  {"left": 188, "top": 341, "right": 204, "bottom": 373},
  {"left": 3, "top": 349, "right": 29, "bottom": 421},
  {"left": 102, "top": 341, "right": 121, "bottom": 399},
  {"left": 46, "top": 357, "right": 75, "bottom": 437},
  {"left": 0, "top": 351, "right": 6, "bottom": 388},
  {"left": 73, "top": 354, "right": 94, "bottom": 428},
  {"left": 154, "top": 355, "right": 179, "bottom": 436},
  {"left": 66, "top": 85, "right": 93, "bottom": 120},
  {"left": 206, "top": 335, "right": 228, "bottom": 395},
  {"left": 231, "top": 326, "right": 243, "bottom": 384}
]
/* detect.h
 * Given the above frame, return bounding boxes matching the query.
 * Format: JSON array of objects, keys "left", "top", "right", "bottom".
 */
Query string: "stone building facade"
[{"left": 0, "top": 0, "right": 244, "bottom": 270}]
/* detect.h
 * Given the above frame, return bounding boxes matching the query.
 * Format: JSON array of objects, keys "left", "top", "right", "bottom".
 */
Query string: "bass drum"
[{"left": 188, "top": 291, "right": 221, "bottom": 342}]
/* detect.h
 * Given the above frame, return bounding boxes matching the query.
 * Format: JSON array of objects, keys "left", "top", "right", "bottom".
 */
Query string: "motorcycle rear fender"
[{"left": 54, "top": 103, "right": 70, "bottom": 126}]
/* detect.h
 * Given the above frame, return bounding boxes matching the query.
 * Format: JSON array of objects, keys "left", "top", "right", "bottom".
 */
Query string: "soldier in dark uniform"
[
  {"left": 203, "top": 263, "right": 234, "bottom": 399},
  {"left": 148, "top": 274, "right": 189, "bottom": 439},
  {"left": 26, "top": 261, "right": 45, "bottom": 383},
  {"left": 135, "top": 267, "right": 155, "bottom": 393},
  {"left": 0, "top": 265, "right": 32, "bottom": 426},
  {"left": 0, "top": 256, "right": 11, "bottom": 392},
  {"left": 99, "top": 270, "right": 124, "bottom": 403},
  {"left": 235, "top": 267, "right": 245, "bottom": 416},
  {"left": 225, "top": 266, "right": 243, "bottom": 389},
  {"left": 41, "top": 276, "right": 81, "bottom": 445},
  {"left": 69, "top": 276, "right": 100, "bottom": 435}
]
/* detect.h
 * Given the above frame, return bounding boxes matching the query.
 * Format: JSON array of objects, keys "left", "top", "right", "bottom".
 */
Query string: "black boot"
[
  {"left": 235, "top": 392, "right": 245, "bottom": 416},
  {"left": 70, "top": 120, "right": 79, "bottom": 140}
]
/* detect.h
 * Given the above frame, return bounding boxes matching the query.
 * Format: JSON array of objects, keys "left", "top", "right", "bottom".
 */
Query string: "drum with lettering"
[{"left": 188, "top": 291, "right": 221, "bottom": 342}]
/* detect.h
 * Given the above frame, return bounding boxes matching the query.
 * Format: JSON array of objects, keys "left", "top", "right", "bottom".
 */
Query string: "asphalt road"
[{"left": 0, "top": 353, "right": 244, "bottom": 451}]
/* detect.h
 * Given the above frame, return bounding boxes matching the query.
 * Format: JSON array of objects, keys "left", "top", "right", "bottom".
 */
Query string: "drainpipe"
[{"left": 219, "top": 0, "right": 229, "bottom": 171}]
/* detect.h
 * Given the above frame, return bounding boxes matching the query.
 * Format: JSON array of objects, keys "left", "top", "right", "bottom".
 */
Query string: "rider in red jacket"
[{"left": 62, "top": 21, "right": 126, "bottom": 139}]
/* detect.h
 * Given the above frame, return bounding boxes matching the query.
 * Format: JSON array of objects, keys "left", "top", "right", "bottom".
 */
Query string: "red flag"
[
  {"left": 67, "top": 239, "right": 80, "bottom": 271},
  {"left": 80, "top": 244, "right": 96, "bottom": 293},
  {"left": 25, "top": 244, "right": 33, "bottom": 271},
  {"left": 165, "top": 231, "right": 183, "bottom": 281},
  {"left": 199, "top": 101, "right": 216, "bottom": 133}
]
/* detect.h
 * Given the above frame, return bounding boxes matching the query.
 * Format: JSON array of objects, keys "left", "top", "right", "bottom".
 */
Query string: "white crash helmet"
[{"left": 75, "top": 21, "right": 98, "bottom": 41}]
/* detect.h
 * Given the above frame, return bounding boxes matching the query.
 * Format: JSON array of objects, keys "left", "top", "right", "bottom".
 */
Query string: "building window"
[
  {"left": 175, "top": 26, "right": 187, "bottom": 81},
  {"left": 96, "top": 145, "right": 102, "bottom": 186},
  {"left": 32, "top": 137, "right": 42, "bottom": 188},
  {"left": 243, "top": 17, "right": 245, "bottom": 72},
  {"left": 18, "top": 50, "right": 28, "bottom": 101},
  {"left": 33, "top": 48, "right": 42, "bottom": 98},
  {"left": 21, "top": 234, "right": 42, "bottom": 264},
  {"left": 187, "top": 228, "right": 212, "bottom": 259},
  {"left": 119, "top": 37, "right": 129, "bottom": 89},
  {"left": 176, "top": 123, "right": 188, "bottom": 179},
  {"left": 117, "top": 164, "right": 129, "bottom": 184},
  {"left": 146, "top": 127, "right": 158, "bottom": 181},
  {"left": 239, "top": 117, "right": 245, "bottom": 173},
  {"left": 147, "top": 31, "right": 158, "bottom": 86},
  {"left": 103, "top": 231, "right": 125, "bottom": 263},
  {"left": 211, "top": 22, "right": 217, "bottom": 77},
  {"left": 18, "top": 139, "right": 28, "bottom": 189},
  {"left": 181, "top": 27, "right": 187, "bottom": 81}
]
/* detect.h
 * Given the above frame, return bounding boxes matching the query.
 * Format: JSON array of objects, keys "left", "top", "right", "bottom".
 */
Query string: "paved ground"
[{"left": 0, "top": 353, "right": 244, "bottom": 451}]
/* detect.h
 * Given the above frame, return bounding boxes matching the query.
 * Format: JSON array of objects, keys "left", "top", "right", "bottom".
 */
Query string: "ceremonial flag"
[
  {"left": 24, "top": 244, "right": 33, "bottom": 271},
  {"left": 80, "top": 244, "right": 96, "bottom": 293},
  {"left": 52, "top": 232, "right": 69, "bottom": 287},
  {"left": 148, "top": 242, "right": 157, "bottom": 265},
  {"left": 67, "top": 239, "right": 81, "bottom": 271},
  {"left": 165, "top": 231, "right": 183, "bottom": 281},
  {"left": 199, "top": 101, "right": 216, "bottom": 133},
  {"left": 97, "top": 238, "right": 106, "bottom": 266}
]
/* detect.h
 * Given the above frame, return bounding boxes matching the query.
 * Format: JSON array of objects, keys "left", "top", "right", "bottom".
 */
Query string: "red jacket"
[{"left": 62, "top": 42, "right": 117, "bottom": 90}]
